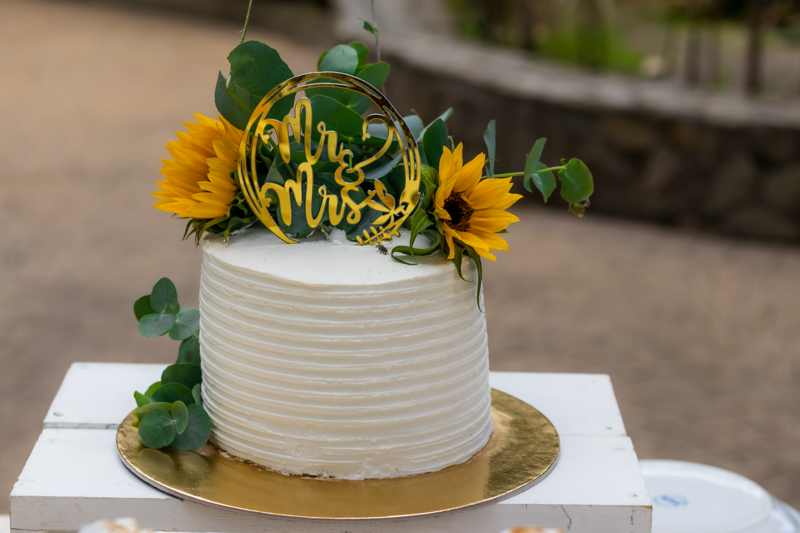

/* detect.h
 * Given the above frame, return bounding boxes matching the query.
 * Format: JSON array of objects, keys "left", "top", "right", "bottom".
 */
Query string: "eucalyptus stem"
[
  {"left": 489, "top": 166, "right": 564, "bottom": 179},
  {"left": 240, "top": 0, "right": 254, "bottom": 44},
  {"left": 371, "top": 0, "right": 381, "bottom": 62}
]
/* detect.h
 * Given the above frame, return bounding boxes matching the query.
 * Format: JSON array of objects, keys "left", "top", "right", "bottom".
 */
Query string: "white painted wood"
[
  {"left": 15, "top": 364, "right": 652, "bottom": 532},
  {"left": 44, "top": 363, "right": 164, "bottom": 429},
  {"left": 10, "top": 429, "right": 650, "bottom": 532},
  {"left": 45, "top": 364, "right": 626, "bottom": 437}
]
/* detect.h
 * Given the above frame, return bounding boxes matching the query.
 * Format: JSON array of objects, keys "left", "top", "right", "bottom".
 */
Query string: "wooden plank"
[
  {"left": 43, "top": 363, "right": 164, "bottom": 429},
  {"left": 10, "top": 430, "right": 650, "bottom": 533},
  {"left": 44, "top": 364, "right": 626, "bottom": 437}
]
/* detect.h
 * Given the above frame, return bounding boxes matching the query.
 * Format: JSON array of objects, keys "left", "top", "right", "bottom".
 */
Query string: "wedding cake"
[{"left": 198, "top": 229, "right": 493, "bottom": 479}]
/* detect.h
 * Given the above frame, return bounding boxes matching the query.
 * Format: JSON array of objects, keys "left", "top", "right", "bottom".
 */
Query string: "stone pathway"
[{"left": 2, "top": 0, "right": 799, "bottom": 516}]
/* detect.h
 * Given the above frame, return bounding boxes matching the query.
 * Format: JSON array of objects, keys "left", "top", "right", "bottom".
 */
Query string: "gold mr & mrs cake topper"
[{"left": 237, "top": 72, "right": 421, "bottom": 246}]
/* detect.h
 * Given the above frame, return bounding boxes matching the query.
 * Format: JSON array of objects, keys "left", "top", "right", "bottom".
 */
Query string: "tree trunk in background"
[
  {"left": 745, "top": 0, "right": 766, "bottom": 95},
  {"left": 684, "top": 26, "right": 702, "bottom": 86},
  {"left": 518, "top": 0, "right": 536, "bottom": 52},
  {"left": 576, "top": 0, "right": 608, "bottom": 69}
]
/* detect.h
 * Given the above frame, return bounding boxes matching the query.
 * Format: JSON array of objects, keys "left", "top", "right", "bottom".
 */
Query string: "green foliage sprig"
[{"left": 131, "top": 278, "right": 210, "bottom": 450}]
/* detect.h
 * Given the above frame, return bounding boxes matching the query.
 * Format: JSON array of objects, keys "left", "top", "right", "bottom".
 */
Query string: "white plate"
[{"left": 640, "top": 460, "right": 799, "bottom": 533}]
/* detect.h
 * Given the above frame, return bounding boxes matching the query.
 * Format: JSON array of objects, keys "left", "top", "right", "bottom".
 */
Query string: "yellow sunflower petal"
[
  {"left": 153, "top": 113, "right": 244, "bottom": 219},
  {"left": 452, "top": 152, "right": 485, "bottom": 196}
]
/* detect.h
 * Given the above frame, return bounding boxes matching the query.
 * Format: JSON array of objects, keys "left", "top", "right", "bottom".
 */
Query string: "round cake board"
[{"left": 117, "top": 389, "right": 560, "bottom": 520}]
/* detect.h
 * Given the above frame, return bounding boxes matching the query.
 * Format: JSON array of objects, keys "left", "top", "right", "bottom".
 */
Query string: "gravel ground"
[{"left": 2, "top": 0, "right": 799, "bottom": 515}]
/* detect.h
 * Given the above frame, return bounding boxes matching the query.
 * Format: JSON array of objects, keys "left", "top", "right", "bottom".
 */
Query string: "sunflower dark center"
[{"left": 444, "top": 194, "right": 473, "bottom": 232}]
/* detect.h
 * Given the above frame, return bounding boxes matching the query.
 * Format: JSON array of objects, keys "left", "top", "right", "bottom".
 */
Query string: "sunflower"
[
  {"left": 433, "top": 144, "right": 523, "bottom": 261},
  {"left": 152, "top": 113, "right": 243, "bottom": 219}
]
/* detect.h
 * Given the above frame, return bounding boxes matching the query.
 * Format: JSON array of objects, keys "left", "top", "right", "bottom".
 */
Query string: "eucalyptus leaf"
[
  {"left": 347, "top": 62, "right": 390, "bottom": 114},
  {"left": 349, "top": 41, "right": 370, "bottom": 66},
  {"left": 405, "top": 115, "right": 424, "bottom": 141},
  {"left": 171, "top": 404, "right": 212, "bottom": 450},
  {"left": 215, "top": 42, "right": 294, "bottom": 129},
  {"left": 134, "top": 402, "right": 173, "bottom": 419},
  {"left": 363, "top": 152, "right": 402, "bottom": 181},
  {"left": 214, "top": 71, "right": 256, "bottom": 132},
  {"left": 133, "top": 295, "right": 155, "bottom": 321},
  {"left": 178, "top": 336, "right": 201, "bottom": 366},
  {"left": 134, "top": 391, "right": 149, "bottom": 408},
  {"left": 150, "top": 278, "right": 178, "bottom": 314},
  {"left": 138, "top": 409, "right": 177, "bottom": 449},
  {"left": 162, "top": 363, "right": 203, "bottom": 390},
  {"left": 170, "top": 307, "right": 200, "bottom": 340},
  {"left": 420, "top": 108, "right": 454, "bottom": 138},
  {"left": 560, "top": 159, "right": 594, "bottom": 204},
  {"left": 144, "top": 382, "right": 162, "bottom": 398},
  {"left": 483, "top": 120, "right": 496, "bottom": 178},
  {"left": 192, "top": 384, "right": 203, "bottom": 407},
  {"left": 150, "top": 382, "right": 194, "bottom": 406},
  {"left": 138, "top": 313, "right": 175, "bottom": 338},
  {"left": 363, "top": 20, "right": 379, "bottom": 37},
  {"left": 172, "top": 401, "right": 189, "bottom": 435},
  {"left": 523, "top": 138, "right": 548, "bottom": 195},
  {"left": 309, "top": 95, "right": 364, "bottom": 141},
  {"left": 532, "top": 162, "right": 557, "bottom": 202},
  {"left": 319, "top": 44, "right": 359, "bottom": 75},
  {"left": 422, "top": 119, "right": 448, "bottom": 171}
]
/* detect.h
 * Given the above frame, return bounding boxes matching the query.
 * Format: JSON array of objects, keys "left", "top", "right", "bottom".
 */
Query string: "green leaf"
[
  {"left": 133, "top": 295, "right": 155, "bottom": 321},
  {"left": 134, "top": 391, "right": 149, "bottom": 408},
  {"left": 408, "top": 208, "right": 433, "bottom": 248},
  {"left": 144, "top": 382, "right": 162, "bottom": 398},
  {"left": 523, "top": 138, "right": 548, "bottom": 194},
  {"left": 171, "top": 404, "right": 212, "bottom": 450},
  {"left": 138, "top": 313, "right": 176, "bottom": 338},
  {"left": 138, "top": 409, "right": 177, "bottom": 449},
  {"left": 484, "top": 120, "right": 496, "bottom": 178},
  {"left": 347, "top": 62, "right": 390, "bottom": 113},
  {"left": 134, "top": 402, "right": 172, "bottom": 419},
  {"left": 162, "top": 363, "right": 203, "bottom": 390},
  {"left": 215, "top": 42, "right": 294, "bottom": 129},
  {"left": 214, "top": 71, "right": 256, "bottom": 132},
  {"left": 171, "top": 401, "right": 189, "bottom": 435},
  {"left": 150, "top": 278, "right": 178, "bottom": 314},
  {"left": 363, "top": 152, "right": 402, "bottom": 181},
  {"left": 560, "top": 159, "right": 594, "bottom": 204},
  {"left": 309, "top": 94, "right": 364, "bottom": 141},
  {"left": 420, "top": 165, "right": 439, "bottom": 210},
  {"left": 463, "top": 246, "right": 484, "bottom": 311},
  {"left": 405, "top": 115, "right": 424, "bottom": 141},
  {"left": 532, "top": 162, "right": 556, "bottom": 202},
  {"left": 391, "top": 230, "right": 441, "bottom": 265},
  {"left": 319, "top": 44, "right": 359, "bottom": 74},
  {"left": 452, "top": 243, "right": 469, "bottom": 282},
  {"left": 178, "top": 336, "right": 201, "bottom": 366},
  {"left": 363, "top": 20, "right": 379, "bottom": 37},
  {"left": 192, "top": 384, "right": 203, "bottom": 407},
  {"left": 349, "top": 41, "right": 370, "bottom": 66},
  {"left": 150, "top": 382, "right": 194, "bottom": 406},
  {"left": 420, "top": 108, "right": 454, "bottom": 138},
  {"left": 422, "top": 119, "right": 448, "bottom": 171},
  {"left": 170, "top": 307, "right": 200, "bottom": 340}
]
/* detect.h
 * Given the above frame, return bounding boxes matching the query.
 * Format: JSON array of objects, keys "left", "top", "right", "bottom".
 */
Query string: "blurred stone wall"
[
  {"left": 337, "top": 0, "right": 800, "bottom": 242},
  {"left": 386, "top": 58, "right": 800, "bottom": 240}
]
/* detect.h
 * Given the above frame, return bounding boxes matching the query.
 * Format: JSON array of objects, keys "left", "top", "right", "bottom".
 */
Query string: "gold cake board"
[{"left": 116, "top": 389, "right": 559, "bottom": 520}]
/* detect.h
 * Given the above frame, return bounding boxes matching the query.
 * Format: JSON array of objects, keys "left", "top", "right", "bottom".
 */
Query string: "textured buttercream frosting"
[{"left": 199, "top": 228, "right": 493, "bottom": 479}]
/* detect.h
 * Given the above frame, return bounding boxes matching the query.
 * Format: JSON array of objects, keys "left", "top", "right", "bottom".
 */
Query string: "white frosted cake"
[{"left": 198, "top": 228, "right": 493, "bottom": 479}]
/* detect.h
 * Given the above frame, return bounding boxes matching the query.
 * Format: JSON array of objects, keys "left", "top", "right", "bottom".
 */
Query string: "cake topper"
[{"left": 237, "top": 72, "right": 420, "bottom": 246}]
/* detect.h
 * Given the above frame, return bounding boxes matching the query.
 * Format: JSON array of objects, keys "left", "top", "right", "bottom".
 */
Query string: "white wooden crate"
[{"left": 11, "top": 363, "right": 652, "bottom": 533}]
